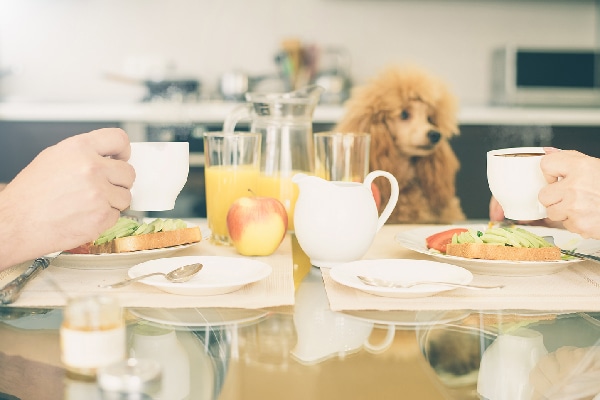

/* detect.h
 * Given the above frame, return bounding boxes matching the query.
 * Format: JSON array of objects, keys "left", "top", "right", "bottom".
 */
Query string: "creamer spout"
[
  {"left": 292, "top": 173, "right": 309, "bottom": 185},
  {"left": 292, "top": 173, "right": 328, "bottom": 191}
]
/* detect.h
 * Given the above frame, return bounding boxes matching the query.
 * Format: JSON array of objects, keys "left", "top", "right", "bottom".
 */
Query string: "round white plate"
[
  {"left": 53, "top": 243, "right": 198, "bottom": 270},
  {"left": 129, "top": 308, "right": 269, "bottom": 329},
  {"left": 329, "top": 259, "right": 473, "bottom": 298},
  {"left": 127, "top": 256, "right": 272, "bottom": 296},
  {"left": 395, "top": 224, "right": 600, "bottom": 276}
]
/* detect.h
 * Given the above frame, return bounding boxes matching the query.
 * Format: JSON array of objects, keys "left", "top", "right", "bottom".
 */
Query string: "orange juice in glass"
[
  {"left": 204, "top": 132, "right": 261, "bottom": 245},
  {"left": 257, "top": 172, "right": 301, "bottom": 231}
]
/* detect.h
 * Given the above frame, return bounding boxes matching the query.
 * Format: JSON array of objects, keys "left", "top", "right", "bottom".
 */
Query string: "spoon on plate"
[
  {"left": 357, "top": 275, "right": 504, "bottom": 290},
  {"left": 100, "top": 263, "right": 203, "bottom": 289},
  {"left": 542, "top": 236, "right": 600, "bottom": 264}
]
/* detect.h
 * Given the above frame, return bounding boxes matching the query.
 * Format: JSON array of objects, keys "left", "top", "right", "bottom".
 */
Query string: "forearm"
[
  {"left": 0, "top": 189, "right": 45, "bottom": 270},
  {"left": 0, "top": 203, "right": 28, "bottom": 270}
]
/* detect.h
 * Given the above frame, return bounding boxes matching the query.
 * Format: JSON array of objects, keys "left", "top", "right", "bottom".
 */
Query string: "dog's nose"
[{"left": 428, "top": 130, "right": 441, "bottom": 144}]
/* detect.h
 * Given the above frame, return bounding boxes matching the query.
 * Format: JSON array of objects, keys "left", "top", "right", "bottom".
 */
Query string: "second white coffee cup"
[
  {"left": 128, "top": 142, "right": 189, "bottom": 211},
  {"left": 487, "top": 146, "right": 547, "bottom": 221}
]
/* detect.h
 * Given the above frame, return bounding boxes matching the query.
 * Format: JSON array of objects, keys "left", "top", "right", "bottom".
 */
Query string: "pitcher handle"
[
  {"left": 222, "top": 102, "right": 252, "bottom": 133},
  {"left": 364, "top": 170, "right": 399, "bottom": 231},
  {"left": 364, "top": 325, "right": 395, "bottom": 354}
]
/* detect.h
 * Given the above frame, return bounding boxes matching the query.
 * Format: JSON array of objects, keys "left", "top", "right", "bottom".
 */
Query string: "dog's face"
[
  {"left": 382, "top": 98, "right": 445, "bottom": 157},
  {"left": 336, "top": 66, "right": 460, "bottom": 160}
]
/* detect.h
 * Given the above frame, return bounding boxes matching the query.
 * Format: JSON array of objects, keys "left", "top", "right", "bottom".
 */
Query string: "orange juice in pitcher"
[
  {"left": 223, "top": 86, "right": 323, "bottom": 232},
  {"left": 258, "top": 172, "right": 301, "bottom": 231}
]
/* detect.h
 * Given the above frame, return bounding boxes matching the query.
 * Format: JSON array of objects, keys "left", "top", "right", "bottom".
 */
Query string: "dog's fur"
[{"left": 334, "top": 65, "right": 465, "bottom": 224}]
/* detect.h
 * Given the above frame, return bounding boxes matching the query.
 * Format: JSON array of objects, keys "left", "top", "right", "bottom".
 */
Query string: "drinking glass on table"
[
  {"left": 203, "top": 132, "right": 261, "bottom": 245},
  {"left": 314, "top": 132, "right": 371, "bottom": 182}
]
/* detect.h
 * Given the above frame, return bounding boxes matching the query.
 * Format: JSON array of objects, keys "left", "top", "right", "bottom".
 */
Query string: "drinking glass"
[
  {"left": 314, "top": 132, "right": 371, "bottom": 182},
  {"left": 203, "top": 132, "right": 261, "bottom": 245}
]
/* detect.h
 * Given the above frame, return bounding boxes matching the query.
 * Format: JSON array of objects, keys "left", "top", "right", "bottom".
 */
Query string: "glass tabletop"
[{"left": 0, "top": 232, "right": 599, "bottom": 400}]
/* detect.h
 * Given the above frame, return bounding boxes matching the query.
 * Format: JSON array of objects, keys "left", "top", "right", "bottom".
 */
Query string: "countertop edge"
[{"left": 0, "top": 102, "right": 599, "bottom": 126}]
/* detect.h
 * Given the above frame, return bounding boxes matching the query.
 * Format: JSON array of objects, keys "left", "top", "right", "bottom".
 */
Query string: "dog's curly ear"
[
  {"left": 334, "top": 108, "right": 386, "bottom": 133},
  {"left": 334, "top": 107, "right": 377, "bottom": 134}
]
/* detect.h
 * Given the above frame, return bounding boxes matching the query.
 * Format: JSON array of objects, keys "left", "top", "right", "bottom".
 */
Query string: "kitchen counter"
[{"left": 1, "top": 101, "right": 599, "bottom": 126}]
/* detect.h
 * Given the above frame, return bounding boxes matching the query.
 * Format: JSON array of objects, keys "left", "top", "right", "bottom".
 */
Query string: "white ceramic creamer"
[{"left": 292, "top": 170, "right": 399, "bottom": 268}]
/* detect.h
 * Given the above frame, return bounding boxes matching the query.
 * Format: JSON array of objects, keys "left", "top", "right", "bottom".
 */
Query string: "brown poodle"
[{"left": 334, "top": 65, "right": 465, "bottom": 224}]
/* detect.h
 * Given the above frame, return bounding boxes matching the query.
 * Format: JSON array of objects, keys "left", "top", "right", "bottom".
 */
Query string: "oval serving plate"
[
  {"left": 127, "top": 256, "right": 272, "bottom": 296},
  {"left": 53, "top": 243, "right": 198, "bottom": 270},
  {"left": 395, "top": 225, "right": 600, "bottom": 276},
  {"left": 53, "top": 219, "right": 204, "bottom": 270},
  {"left": 329, "top": 259, "right": 473, "bottom": 298}
]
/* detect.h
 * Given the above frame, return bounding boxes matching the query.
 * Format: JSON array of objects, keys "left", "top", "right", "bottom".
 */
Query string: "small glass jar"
[{"left": 60, "top": 295, "right": 126, "bottom": 380}]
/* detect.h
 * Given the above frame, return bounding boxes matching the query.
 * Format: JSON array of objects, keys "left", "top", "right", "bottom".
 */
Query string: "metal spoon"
[
  {"left": 357, "top": 275, "right": 504, "bottom": 291},
  {"left": 542, "top": 236, "right": 600, "bottom": 264},
  {"left": 100, "top": 263, "right": 203, "bottom": 289}
]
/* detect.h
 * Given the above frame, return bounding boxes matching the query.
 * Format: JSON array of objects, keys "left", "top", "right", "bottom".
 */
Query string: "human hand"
[
  {"left": 489, "top": 196, "right": 505, "bottom": 222},
  {"left": 0, "top": 128, "right": 135, "bottom": 268},
  {"left": 539, "top": 149, "right": 600, "bottom": 239}
]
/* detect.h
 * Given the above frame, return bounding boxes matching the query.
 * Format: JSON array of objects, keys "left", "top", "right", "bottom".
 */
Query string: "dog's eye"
[
  {"left": 400, "top": 110, "right": 410, "bottom": 120},
  {"left": 428, "top": 116, "right": 436, "bottom": 125}
]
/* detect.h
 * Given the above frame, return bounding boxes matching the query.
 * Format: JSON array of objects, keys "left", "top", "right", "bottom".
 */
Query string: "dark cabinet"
[{"left": 0, "top": 121, "right": 121, "bottom": 183}]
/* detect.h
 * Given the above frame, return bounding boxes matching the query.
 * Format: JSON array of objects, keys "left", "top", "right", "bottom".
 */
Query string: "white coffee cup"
[
  {"left": 128, "top": 142, "right": 189, "bottom": 211},
  {"left": 477, "top": 328, "right": 548, "bottom": 400},
  {"left": 487, "top": 147, "right": 547, "bottom": 220}
]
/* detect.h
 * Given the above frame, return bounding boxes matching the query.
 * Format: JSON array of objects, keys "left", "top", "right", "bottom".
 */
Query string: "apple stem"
[{"left": 248, "top": 189, "right": 257, "bottom": 197}]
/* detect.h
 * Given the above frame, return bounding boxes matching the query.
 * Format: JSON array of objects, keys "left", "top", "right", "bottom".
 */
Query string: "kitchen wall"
[{"left": 0, "top": 0, "right": 597, "bottom": 106}]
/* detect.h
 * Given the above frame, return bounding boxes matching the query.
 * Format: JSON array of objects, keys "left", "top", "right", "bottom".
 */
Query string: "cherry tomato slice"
[{"left": 425, "top": 228, "right": 469, "bottom": 253}]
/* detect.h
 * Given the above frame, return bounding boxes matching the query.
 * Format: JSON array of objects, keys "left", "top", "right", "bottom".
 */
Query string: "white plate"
[
  {"left": 127, "top": 256, "right": 272, "bottom": 296},
  {"left": 129, "top": 308, "right": 269, "bottom": 329},
  {"left": 329, "top": 259, "right": 473, "bottom": 298},
  {"left": 53, "top": 219, "right": 204, "bottom": 270},
  {"left": 53, "top": 243, "right": 198, "bottom": 270},
  {"left": 395, "top": 224, "right": 600, "bottom": 276}
]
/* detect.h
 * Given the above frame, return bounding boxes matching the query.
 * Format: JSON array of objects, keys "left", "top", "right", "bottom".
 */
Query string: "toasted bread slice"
[
  {"left": 445, "top": 243, "right": 561, "bottom": 261},
  {"left": 66, "top": 226, "right": 202, "bottom": 254}
]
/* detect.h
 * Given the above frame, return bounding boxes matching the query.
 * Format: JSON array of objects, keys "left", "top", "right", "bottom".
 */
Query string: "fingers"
[
  {"left": 83, "top": 128, "right": 131, "bottom": 160},
  {"left": 540, "top": 150, "right": 583, "bottom": 184},
  {"left": 105, "top": 184, "right": 133, "bottom": 212},
  {"left": 538, "top": 176, "right": 567, "bottom": 208},
  {"left": 544, "top": 202, "right": 568, "bottom": 223},
  {"left": 102, "top": 156, "right": 136, "bottom": 190},
  {"left": 489, "top": 196, "right": 505, "bottom": 221},
  {"left": 542, "top": 146, "right": 561, "bottom": 155}
]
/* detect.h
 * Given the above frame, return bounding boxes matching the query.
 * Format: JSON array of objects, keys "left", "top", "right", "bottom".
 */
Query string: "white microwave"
[{"left": 491, "top": 46, "right": 600, "bottom": 107}]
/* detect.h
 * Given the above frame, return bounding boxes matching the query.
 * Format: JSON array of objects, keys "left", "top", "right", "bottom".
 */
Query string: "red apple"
[
  {"left": 371, "top": 182, "right": 382, "bottom": 210},
  {"left": 226, "top": 194, "right": 288, "bottom": 256}
]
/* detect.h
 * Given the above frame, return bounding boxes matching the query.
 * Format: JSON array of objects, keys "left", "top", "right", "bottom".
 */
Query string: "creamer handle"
[
  {"left": 364, "top": 170, "right": 399, "bottom": 231},
  {"left": 222, "top": 103, "right": 252, "bottom": 133}
]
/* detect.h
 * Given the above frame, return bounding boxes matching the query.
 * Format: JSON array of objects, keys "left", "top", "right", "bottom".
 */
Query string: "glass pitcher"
[{"left": 223, "top": 85, "right": 324, "bottom": 231}]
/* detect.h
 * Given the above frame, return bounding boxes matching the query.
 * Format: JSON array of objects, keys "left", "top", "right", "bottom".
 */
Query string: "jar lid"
[{"left": 97, "top": 358, "right": 161, "bottom": 395}]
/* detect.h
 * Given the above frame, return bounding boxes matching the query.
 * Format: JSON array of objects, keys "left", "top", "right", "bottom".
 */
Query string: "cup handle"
[
  {"left": 363, "top": 325, "right": 395, "bottom": 354},
  {"left": 223, "top": 103, "right": 252, "bottom": 133},
  {"left": 364, "top": 170, "right": 399, "bottom": 231}
]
